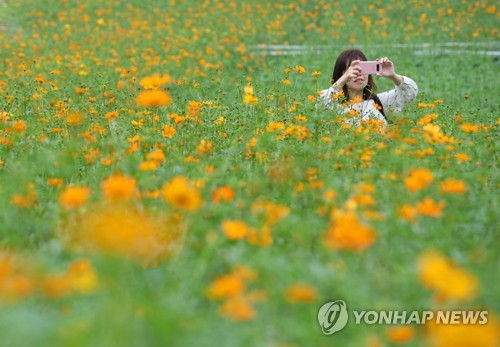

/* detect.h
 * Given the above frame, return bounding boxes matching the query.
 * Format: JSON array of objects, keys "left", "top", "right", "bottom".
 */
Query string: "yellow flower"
[
  {"left": 66, "top": 259, "right": 98, "bottom": 294},
  {"left": 293, "top": 65, "right": 306, "bottom": 73},
  {"left": 162, "top": 176, "right": 202, "bottom": 212},
  {"left": 59, "top": 186, "right": 91, "bottom": 208},
  {"left": 243, "top": 93, "right": 258, "bottom": 105}
]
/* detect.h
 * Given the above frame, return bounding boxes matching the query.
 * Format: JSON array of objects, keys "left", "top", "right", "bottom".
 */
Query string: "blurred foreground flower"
[
  {"left": 42, "top": 259, "right": 98, "bottom": 299},
  {"left": 385, "top": 326, "right": 415, "bottom": 344},
  {"left": 425, "top": 314, "right": 500, "bottom": 347},
  {"left": 59, "top": 185, "right": 91, "bottom": 209},
  {"left": 418, "top": 251, "right": 478, "bottom": 302},
  {"left": 284, "top": 283, "right": 317, "bottom": 303},
  {"left": 404, "top": 168, "right": 434, "bottom": 192},
  {"left": 0, "top": 251, "right": 34, "bottom": 301},
  {"left": 64, "top": 205, "right": 183, "bottom": 263},
  {"left": 101, "top": 173, "right": 137, "bottom": 202},
  {"left": 323, "top": 208, "right": 376, "bottom": 251},
  {"left": 139, "top": 74, "right": 172, "bottom": 90},
  {"left": 162, "top": 175, "right": 202, "bottom": 212},
  {"left": 136, "top": 90, "right": 172, "bottom": 107},
  {"left": 206, "top": 266, "right": 262, "bottom": 322}
]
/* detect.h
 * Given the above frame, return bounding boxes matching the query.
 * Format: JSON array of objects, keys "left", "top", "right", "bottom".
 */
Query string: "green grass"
[{"left": 0, "top": 0, "right": 499, "bottom": 346}]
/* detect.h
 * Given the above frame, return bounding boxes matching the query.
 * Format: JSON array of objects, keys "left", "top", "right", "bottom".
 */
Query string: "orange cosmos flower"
[
  {"left": 101, "top": 173, "right": 137, "bottom": 202},
  {"left": 455, "top": 153, "right": 471, "bottom": 162},
  {"left": 162, "top": 175, "right": 202, "bottom": 212},
  {"left": 293, "top": 65, "right": 306, "bottom": 73},
  {"left": 439, "top": 179, "right": 467, "bottom": 194},
  {"left": 385, "top": 326, "right": 416, "bottom": 344},
  {"left": 196, "top": 139, "right": 213, "bottom": 156},
  {"left": 418, "top": 251, "right": 478, "bottom": 302},
  {"left": 47, "top": 178, "right": 63, "bottom": 188},
  {"left": 211, "top": 186, "right": 235, "bottom": 203},
  {"left": 221, "top": 220, "right": 251, "bottom": 240},
  {"left": 59, "top": 186, "right": 91, "bottom": 208},
  {"left": 218, "top": 296, "right": 256, "bottom": 321},
  {"left": 459, "top": 123, "right": 479, "bottom": 133},
  {"left": 66, "top": 259, "right": 99, "bottom": 294},
  {"left": 68, "top": 205, "right": 180, "bottom": 262},
  {"left": 206, "top": 274, "right": 245, "bottom": 299},
  {"left": 424, "top": 314, "right": 499, "bottom": 347},
  {"left": 0, "top": 251, "right": 34, "bottom": 301},
  {"left": 266, "top": 121, "right": 285, "bottom": 132},
  {"left": 284, "top": 283, "right": 318, "bottom": 303},
  {"left": 415, "top": 197, "right": 445, "bottom": 217},
  {"left": 42, "top": 259, "right": 98, "bottom": 298},
  {"left": 243, "top": 93, "right": 258, "bottom": 105},
  {"left": 66, "top": 112, "right": 84, "bottom": 125},
  {"left": 404, "top": 168, "right": 434, "bottom": 192},
  {"left": 139, "top": 74, "right": 172, "bottom": 90},
  {"left": 398, "top": 204, "right": 418, "bottom": 223},
  {"left": 139, "top": 161, "right": 158, "bottom": 171},
  {"left": 162, "top": 125, "right": 176, "bottom": 138},
  {"left": 323, "top": 209, "right": 376, "bottom": 251},
  {"left": 11, "top": 120, "right": 26, "bottom": 133},
  {"left": 105, "top": 111, "right": 119, "bottom": 121},
  {"left": 146, "top": 148, "right": 166, "bottom": 163},
  {"left": 11, "top": 183, "right": 37, "bottom": 208},
  {"left": 136, "top": 90, "right": 172, "bottom": 107}
]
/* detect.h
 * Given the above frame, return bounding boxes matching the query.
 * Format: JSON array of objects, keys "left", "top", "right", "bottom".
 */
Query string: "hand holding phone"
[{"left": 358, "top": 61, "right": 381, "bottom": 75}]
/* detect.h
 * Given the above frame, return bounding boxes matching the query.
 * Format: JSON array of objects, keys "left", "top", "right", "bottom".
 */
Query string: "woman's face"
[{"left": 345, "top": 60, "right": 368, "bottom": 93}]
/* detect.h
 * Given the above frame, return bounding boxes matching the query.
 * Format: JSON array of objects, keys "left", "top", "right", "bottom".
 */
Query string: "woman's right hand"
[{"left": 335, "top": 60, "right": 362, "bottom": 88}]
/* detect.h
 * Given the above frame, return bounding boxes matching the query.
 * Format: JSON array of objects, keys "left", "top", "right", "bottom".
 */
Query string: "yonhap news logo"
[
  {"left": 317, "top": 299, "right": 489, "bottom": 335},
  {"left": 317, "top": 300, "right": 349, "bottom": 335}
]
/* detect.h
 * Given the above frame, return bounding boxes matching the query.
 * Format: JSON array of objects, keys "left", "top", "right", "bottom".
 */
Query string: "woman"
[{"left": 317, "top": 49, "right": 418, "bottom": 126}]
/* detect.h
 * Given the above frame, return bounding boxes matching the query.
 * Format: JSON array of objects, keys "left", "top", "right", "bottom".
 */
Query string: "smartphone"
[{"left": 358, "top": 61, "right": 381, "bottom": 75}]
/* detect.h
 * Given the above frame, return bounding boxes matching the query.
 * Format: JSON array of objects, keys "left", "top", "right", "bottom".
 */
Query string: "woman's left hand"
[{"left": 376, "top": 57, "right": 396, "bottom": 78}]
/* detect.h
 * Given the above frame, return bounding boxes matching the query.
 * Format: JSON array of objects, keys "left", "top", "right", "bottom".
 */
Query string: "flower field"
[{"left": 0, "top": 0, "right": 499, "bottom": 346}]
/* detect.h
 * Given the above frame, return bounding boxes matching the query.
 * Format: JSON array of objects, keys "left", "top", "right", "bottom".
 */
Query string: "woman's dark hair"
[{"left": 331, "top": 48, "right": 386, "bottom": 118}]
